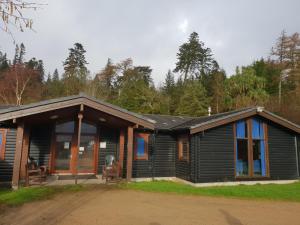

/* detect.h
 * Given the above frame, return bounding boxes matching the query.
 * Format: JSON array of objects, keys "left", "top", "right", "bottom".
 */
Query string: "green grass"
[
  {"left": 0, "top": 185, "right": 85, "bottom": 206},
  {"left": 122, "top": 181, "right": 300, "bottom": 202}
]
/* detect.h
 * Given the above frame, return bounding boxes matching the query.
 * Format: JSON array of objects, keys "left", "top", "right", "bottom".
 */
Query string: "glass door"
[
  {"left": 77, "top": 122, "right": 97, "bottom": 173},
  {"left": 53, "top": 120, "right": 97, "bottom": 174},
  {"left": 54, "top": 134, "right": 72, "bottom": 171},
  {"left": 78, "top": 135, "right": 95, "bottom": 172},
  {"left": 54, "top": 121, "right": 75, "bottom": 173}
]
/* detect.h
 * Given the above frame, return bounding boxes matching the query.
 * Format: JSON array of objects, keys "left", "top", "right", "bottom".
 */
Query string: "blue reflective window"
[{"left": 136, "top": 138, "right": 145, "bottom": 157}]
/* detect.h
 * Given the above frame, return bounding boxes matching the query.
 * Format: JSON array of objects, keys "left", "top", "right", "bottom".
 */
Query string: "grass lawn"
[
  {"left": 122, "top": 181, "right": 300, "bottom": 202},
  {"left": 0, "top": 185, "right": 85, "bottom": 206}
]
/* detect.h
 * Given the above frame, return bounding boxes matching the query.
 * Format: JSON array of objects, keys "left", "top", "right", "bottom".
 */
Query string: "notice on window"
[
  {"left": 64, "top": 142, "right": 70, "bottom": 149},
  {"left": 100, "top": 142, "right": 106, "bottom": 149},
  {"left": 79, "top": 146, "right": 85, "bottom": 151}
]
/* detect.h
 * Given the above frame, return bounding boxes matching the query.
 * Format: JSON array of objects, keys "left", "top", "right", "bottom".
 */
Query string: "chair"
[
  {"left": 25, "top": 157, "right": 48, "bottom": 186},
  {"left": 102, "top": 155, "right": 120, "bottom": 182}
]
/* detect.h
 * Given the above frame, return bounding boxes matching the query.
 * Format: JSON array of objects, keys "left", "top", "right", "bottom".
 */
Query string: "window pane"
[
  {"left": 252, "top": 119, "right": 264, "bottom": 139},
  {"left": 253, "top": 139, "right": 266, "bottom": 176},
  {"left": 0, "top": 132, "right": 3, "bottom": 157},
  {"left": 137, "top": 137, "right": 145, "bottom": 157},
  {"left": 81, "top": 122, "right": 97, "bottom": 134},
  {"left": 236, "top": 139, "right": 248, "bottom": 176},
  {"left": 236, "top": 121, "right": 247, "bottom": 138},
  {"left": 55, "top": 121, "right": 75, "bottom": 133}
]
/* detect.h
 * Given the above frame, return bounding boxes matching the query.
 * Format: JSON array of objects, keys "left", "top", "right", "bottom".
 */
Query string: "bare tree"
[
  {"left": 0, "top": 64, "right": 39, "bottom": 105},
  {"left": 0, "top": 0, "right": 43, "bottom": 41}
]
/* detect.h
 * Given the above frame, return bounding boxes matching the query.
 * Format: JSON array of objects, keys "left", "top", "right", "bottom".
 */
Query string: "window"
[
  {"left": 134, "top": 133, "right": 149, "bottom": 160},
  {"left": 178, "top": 135, "right": 189, "bottom": 161},
  {"left": 0, "top": 129, "right": 7, "bottom": 160},
  {"left": 235, "top": 118, "right": 268, "bottom": 177},
  {"left": 236, "top": 121, "right": 249, "bottom": 176}
]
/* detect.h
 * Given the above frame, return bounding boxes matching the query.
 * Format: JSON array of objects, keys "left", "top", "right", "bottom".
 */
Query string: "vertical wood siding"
[
  {"left": 268, "top": 123, "right": 298, "bottom": 179},
  {"left": 0, "top": 128, "right": 16, "bottom": 182},
  {"left": 191, "top": 124, "right": 235, "bottom": 183},
  {"left": 97, "top": 127, "right": 119, "bottom": 174},
  {"left": 29, "top": 125, "right": 52, "bottom": 167}
]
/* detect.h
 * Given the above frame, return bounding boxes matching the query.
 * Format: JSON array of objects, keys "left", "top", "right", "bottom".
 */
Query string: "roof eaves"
[{"left": 189, "top": 108, "right": 257, "bottom": 134}]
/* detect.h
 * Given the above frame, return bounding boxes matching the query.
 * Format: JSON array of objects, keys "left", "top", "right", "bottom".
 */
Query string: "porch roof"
[{"left": 0, "top": 94, "right": 156, "bottom": 129}]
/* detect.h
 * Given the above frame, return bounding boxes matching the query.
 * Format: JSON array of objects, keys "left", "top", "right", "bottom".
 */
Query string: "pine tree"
[
  {"left": 13, "top": 44, "right": 19, "bottom": 65},
  {"left": 174, "top": 32, "right": 213, "bottom": 81},
  {"left": 63, "top": 43, "right": 89, "bottom": 95}
]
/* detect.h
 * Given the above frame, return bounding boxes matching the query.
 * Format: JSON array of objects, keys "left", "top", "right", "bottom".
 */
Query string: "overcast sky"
[{"left": 1, "top": 0, "right": 300, "bottom": 86}]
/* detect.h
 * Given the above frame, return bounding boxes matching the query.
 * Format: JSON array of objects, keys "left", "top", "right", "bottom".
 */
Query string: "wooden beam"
[
  {"left": 73, "top": 113, "right": 83, "bottom": 175},
  {"left": 126, "top": 126, "right": 133, "bottom": 181},
  {"left": 119, "top": 129, "right": 125, "bottom": 177},
  {"left": 20, "top": 126, "right": 30, "bottom": 180},
  {"left": 80, "top": 104, "right": 84, "bottom": 112},
  {"left": 12, "top": 122, "right": 24, "bottom": 189}
]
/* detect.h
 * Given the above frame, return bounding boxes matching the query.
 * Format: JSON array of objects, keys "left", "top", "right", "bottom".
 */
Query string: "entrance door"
[
  {"left": 54, "top": 134, "right": 72, "bottom": 171},
  {"left": 53, "top": 120, "right": 97, "bottom": 174},
  {"left": 77, "top": 122, "right": 97, "bottom": 173}
]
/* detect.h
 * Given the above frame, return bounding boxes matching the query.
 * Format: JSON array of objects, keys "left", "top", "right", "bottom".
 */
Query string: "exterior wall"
[
  {"left": 0, "top": 127, "right": 16, "bottom": 182},
  {"left": 268, "top": 122, "right": 298, "bottom": 180},
  {"left": 29, "top": 125, "right": 52, "bottom": 167},
  {"left": 175, "top": 135, "right": 191, "bottom": 181},
  {"left": 132, "top": 132, "right": 176, "bottom": 178},
  {"left": 97, "top": 126, "right": 119, "bottom": 174},
  {"left": 190, "top": 119, "right": 299, "bottom": 183},
  {"left": 191, "top": 124, "right": 235, "bottom": 183}
]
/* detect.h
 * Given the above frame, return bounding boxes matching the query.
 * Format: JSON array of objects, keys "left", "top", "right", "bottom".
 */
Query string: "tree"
[
  {"left": 209, "top": 69, "right": 226, "bottom": 113},
  {"left": 63, "top": 43, "right": 89, "bottom": 95},
  {"left": 0, "top": 51, "right": 9, "bottom": 74},
  {"left": 0, "top": 0, "right": 43, "bottom": 41},
  {"left": 225, "top": 67, "right": 269, "bottom": 109},
  {"left": 91, "top": 58, "right": 117, "bottom": 101},
  {"left": 26, "top": 58, "right": 45, "bottom": 83},
  {"left": 175, "top": 80, "right": 209, "bottom": 116},
  {"left": 174, "top": 32, "right": 214, "bottom": 80},
  {"left": 0, "top": 64, "right": 39, "bottom": 105}
]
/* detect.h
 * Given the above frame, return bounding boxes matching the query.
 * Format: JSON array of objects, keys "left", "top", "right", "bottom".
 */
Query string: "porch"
[{"left": 6, "top": 96, "right": 154, "bottom": 189}]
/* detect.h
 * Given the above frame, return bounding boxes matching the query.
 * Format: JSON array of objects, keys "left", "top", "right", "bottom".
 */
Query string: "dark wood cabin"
[{"left": 0, "top": 94, "right": 299, "bottom": 188}]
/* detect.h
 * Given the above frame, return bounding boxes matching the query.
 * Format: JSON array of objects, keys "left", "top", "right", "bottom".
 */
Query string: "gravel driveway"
[{"left": 1, "top": 187, "right": 300, "bottom": 225}]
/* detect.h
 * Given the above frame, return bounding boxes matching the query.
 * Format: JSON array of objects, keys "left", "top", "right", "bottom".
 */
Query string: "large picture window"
[{"left": 235, "top": 118, "right": 268, "bottom": 177}]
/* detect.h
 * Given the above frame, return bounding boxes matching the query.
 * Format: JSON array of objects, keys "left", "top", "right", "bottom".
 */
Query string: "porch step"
[{"left": 57, "top": 174, "right": 97, "bottom": 180}]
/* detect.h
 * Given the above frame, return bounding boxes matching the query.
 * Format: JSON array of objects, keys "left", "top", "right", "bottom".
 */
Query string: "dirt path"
[{"left": 1, "top": 188, "right": 300, "bottom": 225}]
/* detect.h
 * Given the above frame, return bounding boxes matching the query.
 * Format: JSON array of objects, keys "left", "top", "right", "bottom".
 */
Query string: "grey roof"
[
  {"left": 0, "top": 94, "right": 299, "bottom": 133},
  {"left": 143, "top": 108, "right": 254, "bottom": 130},
  {"left": 142, "top": 114, "right": 195, "bottom": 130},
  {"left": 0, "top": 105, "right": 15, "bottom": 110},
  {"left": 0, "top": 94, "right": 156, "bottom": 125}
]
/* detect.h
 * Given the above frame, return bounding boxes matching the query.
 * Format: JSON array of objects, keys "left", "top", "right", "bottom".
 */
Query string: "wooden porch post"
[
  {"left": 20, "top": 126, "right": 30, "bottom": 180},
  {"left": 126, "top": 126, "right": 133, "bottom": 181},
  {"left": 119, "top": 129, "right": 125, "bottom": 177},
  {"left": 12, "top": 121, "right": 24, "bottom": 189},
  {"left": 74, "top": 113, "right": 83, "bottom": 177}
]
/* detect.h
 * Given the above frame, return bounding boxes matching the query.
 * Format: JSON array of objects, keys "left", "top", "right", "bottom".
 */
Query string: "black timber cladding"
[
  {"left": 132, "top": 132, "right": 176, "bottom": 178},
  {"left": 0, "top": 127, "right": 16, "bottom": 182},
  {"left": 191, "top": 124, "right": 235, "bottom": 183},
  {"left": 29, "top": 125, "right": 52, "bottom": 166},
  {"left": 268, "top": 122, "right": 298, "bottom": 180}
]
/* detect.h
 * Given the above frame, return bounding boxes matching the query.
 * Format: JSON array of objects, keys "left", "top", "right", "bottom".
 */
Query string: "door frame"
[{"left": 50, "top": 119, "right": 99, "bottom": 175}]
